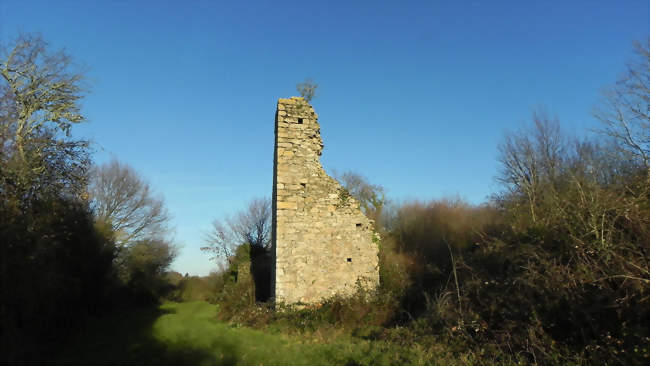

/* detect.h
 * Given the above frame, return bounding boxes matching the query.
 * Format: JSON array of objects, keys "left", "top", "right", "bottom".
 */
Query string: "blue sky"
[{"left": 1, "top": 0, "right": 647, "bottom": 275}]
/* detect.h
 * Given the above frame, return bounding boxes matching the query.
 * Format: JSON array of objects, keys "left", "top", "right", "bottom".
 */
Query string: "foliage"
[
  {"left": 335, "top": 186, "right": 351, "bottom": 208},
  {"left": 167, "top": 273, "right": 225, "bottom": 303},
  {"left": 383, "top": 110, "right": 648, "bottom": 364},
  {"left": 0, "top": 33, "right": 119, "bottom": 363},
  {"left": 0, "top": 34, "right": 87, "bottom": 167},
  {"left": 202, "top": 197, "right": 273, "bottom": 300},
  {"left": 0, "top": 34, "right": 90, "bottom": 201},
  {"left": 2, "top": 30, "right": 648, "bottom": 366},
  {"left": 117, "top": 238, "right": 178, "bottom": 302},
  {"left": 209, "top": 40, "right": 650, "bottom": 365},
  {"left": 88, "top": 159, "right": 177, "bottom": 302},
  {"left": 208, "top": 243, "right": 258, "bottom": 314},
  {"left": 0, "top": 34, "right": 176, "bottom": 362},
  {"left": 0, "top": 186, "right": 117, "bottom": 363}
]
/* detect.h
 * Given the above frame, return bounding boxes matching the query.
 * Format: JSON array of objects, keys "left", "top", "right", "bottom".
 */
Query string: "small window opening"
[
  {"left": 298, "top": 118, "right": 304, "bottom": 124},
  {"left": 356, "top": 223, "right": 362, "bottom": 228},
  {"left": 300, "top": 183, "right": 306, "bottom": 188},
  {"left": 347, "top": 258, "right": 352, "bottom": 262}
]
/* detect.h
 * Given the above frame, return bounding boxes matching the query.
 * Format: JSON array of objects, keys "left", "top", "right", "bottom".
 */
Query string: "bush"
[
  {"left": 0, "top": 194, "right": 117, "bottom": 363},
  {"left": 116, "top": 239, "right": 178, "bottom": 302},
  {"left": 167, "top": 273, "right": 225, "bottom": 303}
]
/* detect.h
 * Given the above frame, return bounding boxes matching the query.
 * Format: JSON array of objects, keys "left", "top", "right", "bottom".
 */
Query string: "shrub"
[{"left": 0, "top": 195, "right": 117, "bottom": 363}]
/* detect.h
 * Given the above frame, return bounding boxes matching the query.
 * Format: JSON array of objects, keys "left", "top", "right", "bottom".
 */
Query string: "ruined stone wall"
[{"left": 271, "top": 97, "right": 379, "bottom": 304}]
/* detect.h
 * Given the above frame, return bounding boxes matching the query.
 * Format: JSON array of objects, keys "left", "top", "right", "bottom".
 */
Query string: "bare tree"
[
  {"left": 334, "top": 170, "right": 387, "bottom": 227},
  {"left": 201, "top": 197, "right": 271, "bottom": 262},
  {"left": 88, "top": 159, "right": 171, "bottom": 247},
  {"left": 496, "top": 111, "right": 564, "bottom": 223},
  {"left": 594, "top": 38, "right": 650, "bottom": 173},
  {"left": 296, "top": 78, "right": 318, "bottom": 102}
]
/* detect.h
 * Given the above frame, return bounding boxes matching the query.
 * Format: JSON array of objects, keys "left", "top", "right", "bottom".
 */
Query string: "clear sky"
[{"left": 1, "top": 0, "right": 647, "bottom": 275}]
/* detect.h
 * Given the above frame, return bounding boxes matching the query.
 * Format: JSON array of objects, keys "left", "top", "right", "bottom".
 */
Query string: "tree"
[
  {"left": 492, "top": 106, "right": 649, "bottom": 362},
  {"left": 88, "top": 159, "right": 171, "bottom": 248},
  {"left": 117, "top": 238, "right": 178, "bottom": 300},
  {"left": 496, "top": 111, "right": 564, "bottom": 224},
  {"left": 334, "top": 170, "right": 387, "bottom": 227},
  {"left": 0, "top": 34, "right": 86, "bottom": 162},
  {"left": 296, "top": 78, "right": 318, "bottom": 102},
  {"left": 594, "top": 38, "right": 650, "bottom": 173},
  {"left": 0, "top": 33, "right": 89, "bottom": 198},
  {"left": 88, "top": 159, "right": 178, "bottom": 301},
  {"left": 0, "top": 34, "right": 115, "bottom": 363},
  {"left": 201, "top": 197, "right": 271, "bottom": 262}
]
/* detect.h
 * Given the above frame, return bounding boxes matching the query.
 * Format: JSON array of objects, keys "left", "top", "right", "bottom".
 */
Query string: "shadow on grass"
[{"left": 52, "top": 303, "right": 238, "bottom": 366}]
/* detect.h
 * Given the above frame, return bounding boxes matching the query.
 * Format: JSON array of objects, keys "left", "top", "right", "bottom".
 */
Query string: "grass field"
[{"left": 53, "top": 301, "right": 435, "bottom": 366}]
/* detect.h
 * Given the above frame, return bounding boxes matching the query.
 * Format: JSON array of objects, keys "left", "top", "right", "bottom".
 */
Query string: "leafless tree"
[
  {"left": 88, "top": 159, "right": 171, "bottom": 248},
  {"left": 594, "top": 38, "right": 650, "bottom": 173},
  {"left": 496, "top": 111, "right": 564, "bottom": 223},
  {"left": 202, "top": 197, "right": 271, "bottom": 262},
  {"left": 334, "top": 170, "right": 387, "bottom": 227},
  {"left": 296, "top": 78, "right": 318, "bottom": 102}
]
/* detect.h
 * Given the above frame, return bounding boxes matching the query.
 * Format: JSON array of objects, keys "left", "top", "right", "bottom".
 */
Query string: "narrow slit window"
[
  {"left": 356, "top": 223, "right": 362, "bottom": 228},
  {"left": 298, "top": 118, "right": 304, "bottom": 124},
  {"left": 347, "top": 258, "right": 352, "bottom": 262}
]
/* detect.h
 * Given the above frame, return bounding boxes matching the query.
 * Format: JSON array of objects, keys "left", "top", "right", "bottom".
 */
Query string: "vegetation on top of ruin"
[{"left": 297, "top": 78, "right": 318, "bottom": 103}]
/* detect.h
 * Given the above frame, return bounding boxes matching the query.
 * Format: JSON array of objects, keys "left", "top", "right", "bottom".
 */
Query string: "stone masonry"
[{"left": 271, "top": 97, "right": 379, "bottom": 304}]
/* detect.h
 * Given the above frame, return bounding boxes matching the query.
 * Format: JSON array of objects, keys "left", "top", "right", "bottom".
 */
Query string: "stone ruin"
[{"left": 271, "top": 97, "right": 379, "bottom": 304}]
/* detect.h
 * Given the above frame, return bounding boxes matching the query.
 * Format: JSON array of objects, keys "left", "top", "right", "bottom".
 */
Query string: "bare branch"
[
  {"left": 0, "top": 34, "right": 87, "bottom": 163},
  {"left": 333, "top": 170, "right": 387, "bottom": 227},
  {"left": 202, "top": 197, "right": 271, "bottom": 262},
  {"left": 88, "top": 159, "right": 171, "bottom": 247},
  {"left": 594, "top": 38, "right": 650, "bottom": 173}
]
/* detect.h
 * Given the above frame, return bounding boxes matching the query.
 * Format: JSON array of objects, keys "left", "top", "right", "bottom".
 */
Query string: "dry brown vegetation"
[{"left": 210, "top": 40, "right": 649, "bottom": 365}]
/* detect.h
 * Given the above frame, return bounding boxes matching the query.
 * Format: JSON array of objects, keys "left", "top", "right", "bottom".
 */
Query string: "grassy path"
[{"left": 54, "top": 301, "right": 430, "bottom": 365}]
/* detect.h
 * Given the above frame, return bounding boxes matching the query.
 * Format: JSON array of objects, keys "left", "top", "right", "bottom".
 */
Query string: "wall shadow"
[{"left": 250, "top": 246, "right": 272, "bottom": 302}]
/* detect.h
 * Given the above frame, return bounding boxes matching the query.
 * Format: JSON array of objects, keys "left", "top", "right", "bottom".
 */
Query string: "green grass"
[{"left": 53, "top": 301, "right": 437, "bottom": 366}]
